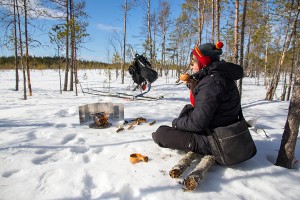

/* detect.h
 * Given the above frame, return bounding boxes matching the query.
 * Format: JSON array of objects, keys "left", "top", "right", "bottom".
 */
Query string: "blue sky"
[{"left": 0, "top": 0, "right": 185, "bottom": 62}]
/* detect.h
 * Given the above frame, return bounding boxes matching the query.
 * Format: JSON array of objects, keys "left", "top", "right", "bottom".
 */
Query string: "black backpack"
[{"left": 128, "top": 54, "right": 158, "bottom": 85}]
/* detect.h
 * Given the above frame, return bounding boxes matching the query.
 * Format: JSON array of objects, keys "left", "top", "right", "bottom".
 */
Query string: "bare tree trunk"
[
  {"left": 16, "top": 0, "right": 26, "bottom": 100},
  {"left": 64, "top": 0, "right": 69, "bottom": 91},
  {"left": 216, "top": 0, "right": 220, "bottom": 41},
  {"left": 147, "top": 0, "right": 153, "bottom": 61},
  {"left": 74, "top": 45, "right": 78, "bottom": 96},
  {"left": 197, "top": 0, "right": 201, "bottom": 45},
  {"left": 23, "top": 0, "right": 32, "bottom": 96},
  {"left": 244, "top": 27, "right": 251, "bottom": 75},
  {"left": 281, "top": 69, "right": 288, "bottom": 101},
  {"left": 13, "top": 0, "right": 19, "bottom": 91},
  {"left": 121, "top": 0, "right": 127, "bottom": 84},
  {"left": 161, "top": 30, "right": 165, "bottom": 77},
  {"left": 264, "top": 41, "right": 269, "bottom": 86},
  {"left": 58, "top": 46, "right": 62, "bottom": 94},
  {"left": 238, "top": 0, "right": 247, "bottom": 97},
  {"left": 275, "top": 47, "right": 300, "bottom": 169},
  {"left": 152, "top": 11, "right": 157, "bottom": 71},
  {"left": 264, "top": 0, "right": 269, "bottom": 87},
  {"left": 69, "top": 0, "right": 74, "bottom": 91},
  {"left": 211, "top": 0, "right": 215, "bottom": 43},
  {"left": 234, "top": 0, "right": 239, "bottom": 64},
  {"left": 286, "top": 36, "right": 296, "bottom": 101},
  {"left": 197, "top": 0, "right": 205, "bottom": 45}
]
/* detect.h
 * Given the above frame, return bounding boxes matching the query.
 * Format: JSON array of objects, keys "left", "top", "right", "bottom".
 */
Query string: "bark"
[
  {"left": 264, "top": 0, "right": 270, "bottom": 87},
  {"left": 183, "top": 155, "right": 215, "bottom": 191},
  {"left": 23, "top": 0, "right": 32, "bottom": 96},
  {"left": 281, "top": 70, "right": 288, "bottom": 101},
  {"left": 147, "top": 0, "right": 153, "bottom": 61},
  {"left": 197, "top": 0, "right": 201, "bottom": 45},
  {"left": 69, "top": 0, "right": 74, "bottom": 91},
  {"left": 244, "top": 27, "right": 251, "bottom": 75},
  {"left": 233, "top": 0, "right": 239, "bottom": 64},
  {"left": 64, "top": 0, "right": 70, "bottom": 91},
  {"left": 275, "top": 47, "right": 300, "bottom": 169},
  {"left": 286, "top": 36, "right": 296, "bottom": 101},
  {"left": 74, "top": 43, "right": 78, "bottom": 96},
  {"left": 216, "top": 0, "right": 220, "bottom": 41},
  {"left": 13, "top": 0, "right": 19, "bottom": 91},
  {"left": 197, "top": 0, "right": 205, "bottom": 45},
  {"left": 121, "top": 0, "right": 127, "bottom": 84},
  {"left": 169, "top": 151, "right": 197, "bottom": 178},
  {"left": 238, "top": 0, "right": 247, "bottom": 97},
  {"left": 58, "top": 46, "right": 62, "bottom": 94},
  {"left": 16, "top": 0, "right": 26, "bottom": 100},
  {"left": 211, "top": 0, "right": 215, "bottom": 43}
]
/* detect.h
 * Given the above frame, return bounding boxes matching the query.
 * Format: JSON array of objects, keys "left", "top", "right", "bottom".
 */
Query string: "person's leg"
[{"left": 152, "top": 125, "right": 211, "bottom": 154}]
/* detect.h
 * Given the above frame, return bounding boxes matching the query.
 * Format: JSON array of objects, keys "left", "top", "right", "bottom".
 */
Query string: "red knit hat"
[{"left": 192, "top": 41, "right": 223, "bottom": 70}]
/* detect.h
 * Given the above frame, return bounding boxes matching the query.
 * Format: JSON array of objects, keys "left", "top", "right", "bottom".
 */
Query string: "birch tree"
[
  {"left": 265, "top": 0, "right": 299, "bottom": 100},
  {"left": 238, "top": 0, "right": 247, "bottom": 98},
  {"left": 23, "top": 0, "right": 32, "bottom": 96},
  {"left": 13, "top": 0, "right": 19, "bottom": 91},
  {"left": 158, "top": 0, "right": 170, "bottom": 76},
  {"left": 275, "top": 46, "right": 300, "bottom": 169}
]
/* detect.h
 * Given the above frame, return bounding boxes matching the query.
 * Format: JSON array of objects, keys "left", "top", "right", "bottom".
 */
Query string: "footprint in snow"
[
  {"left": 81, "top": 173, "right": 97, "bottom": 199},
  {"left": 83, "top": 155, "right": 90, "bottom": 163},
  {"left": 32, "top": 154, "right": 54, "bottom": 165},
  {"left": 61, "top": 134, "right": 77, "bottom": 145},
  {"left": 76, "top": 138, "right": 86, "bottom": 144},
  {"left": 92, "top": 147, "right": 102, "bottom": 154},
  {"left": 70, "top": 146, "right": 90, "bottom": 154},
  {"left": 2, "top": 169, "right": 20, "bottom": 178},
  {"left": 54, "top": 123, "right": 67, "bottom": 128},
  {"left": 35, "top": 149, "right": 47, "bottom": 154}
]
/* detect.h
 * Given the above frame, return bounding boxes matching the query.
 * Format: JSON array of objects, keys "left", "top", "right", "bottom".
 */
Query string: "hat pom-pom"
[{"left": 216, "top": 41, "right": 224, "bottom": 49}]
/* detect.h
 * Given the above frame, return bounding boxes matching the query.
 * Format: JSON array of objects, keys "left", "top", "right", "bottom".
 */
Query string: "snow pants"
[{"left": 152, "top": 125, "right": 212, "bottom": 155}]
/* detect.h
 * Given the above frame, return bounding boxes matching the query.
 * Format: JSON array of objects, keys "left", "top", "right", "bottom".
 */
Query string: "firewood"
[
  {"left": 149, "top": 120, "right": 156, "bottom": 125},
  {"left": 128, "top": 124, "right": 134, "bottom": 130},
  {"left": 183, "top": 155, "right": 215, "bottom": 191},
  {"left": 169, "top": 151, "right": 197, "bottom": 178},
  {"left": 116, "top": 126, "right": 124, "bottom": 133}
]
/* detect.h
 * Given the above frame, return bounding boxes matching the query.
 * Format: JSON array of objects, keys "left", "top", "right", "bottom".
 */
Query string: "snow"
[{"left": 0, "top": 69, "right": 299, "bottom": 200}]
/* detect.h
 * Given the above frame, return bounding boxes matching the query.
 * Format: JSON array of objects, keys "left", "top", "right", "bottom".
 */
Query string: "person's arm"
[{"left": 172, "top": 79, "right": 224, "bottom": 133}]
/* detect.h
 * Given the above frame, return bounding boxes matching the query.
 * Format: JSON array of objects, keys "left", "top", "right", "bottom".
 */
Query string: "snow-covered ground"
[{"left": 0, "top": 69, "right": 299, "bottom": 200}]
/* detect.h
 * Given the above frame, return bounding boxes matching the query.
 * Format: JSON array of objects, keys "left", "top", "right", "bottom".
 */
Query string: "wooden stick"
[
  {"left": 149, "top": 120, "right": 157, "bottom": 125},
  {"left": 116, "top": 126, "right": 124, "bottom": 133},
  {"left": 169, "top": 151, "right": 197, "bottom": 178},
  {"left": 127, "top": 124, "right": 134, "bottom": 130},
  {"left": 183, "top": 155, "right": 215, "bottom": 191}
]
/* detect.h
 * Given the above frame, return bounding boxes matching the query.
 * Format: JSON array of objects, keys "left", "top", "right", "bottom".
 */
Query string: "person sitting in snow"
[{"left": 152, "top": 41, "right": 244, "bottom": 155}]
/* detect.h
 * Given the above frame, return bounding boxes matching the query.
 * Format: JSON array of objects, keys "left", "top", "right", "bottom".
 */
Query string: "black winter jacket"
[{"left": 172, "top": 61, "right": 243, "bottom": 133}]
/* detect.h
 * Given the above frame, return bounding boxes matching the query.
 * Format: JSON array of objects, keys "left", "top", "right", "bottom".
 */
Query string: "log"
[
  {"left": 169, "top": 151, "right": 197, "bottom": 178},
  {"left": 183, "top": 155, "right": 215, "bottom": 191}
]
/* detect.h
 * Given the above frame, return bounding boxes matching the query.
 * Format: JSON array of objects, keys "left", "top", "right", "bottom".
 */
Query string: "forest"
[
  {"left": 0, "top": 0, "right": 298, "bottom": 98},
  {"left": 0, "top": 0, "right": 299, "bottom": 168}
]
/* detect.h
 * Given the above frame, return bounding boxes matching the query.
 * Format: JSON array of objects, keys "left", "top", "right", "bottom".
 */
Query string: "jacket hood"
[{"left": 210, "top": 61, "right": 243, "bottom": 80}]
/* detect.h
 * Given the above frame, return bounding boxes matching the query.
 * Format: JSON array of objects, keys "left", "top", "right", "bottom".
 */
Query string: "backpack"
[{"left": 128, "top": 54, "right": 158, "bottom": 85}]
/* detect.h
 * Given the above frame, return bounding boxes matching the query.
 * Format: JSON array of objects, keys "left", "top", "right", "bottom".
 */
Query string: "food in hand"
[{"left": 180, "top": 74, "right": 191, "bottom": 81}]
